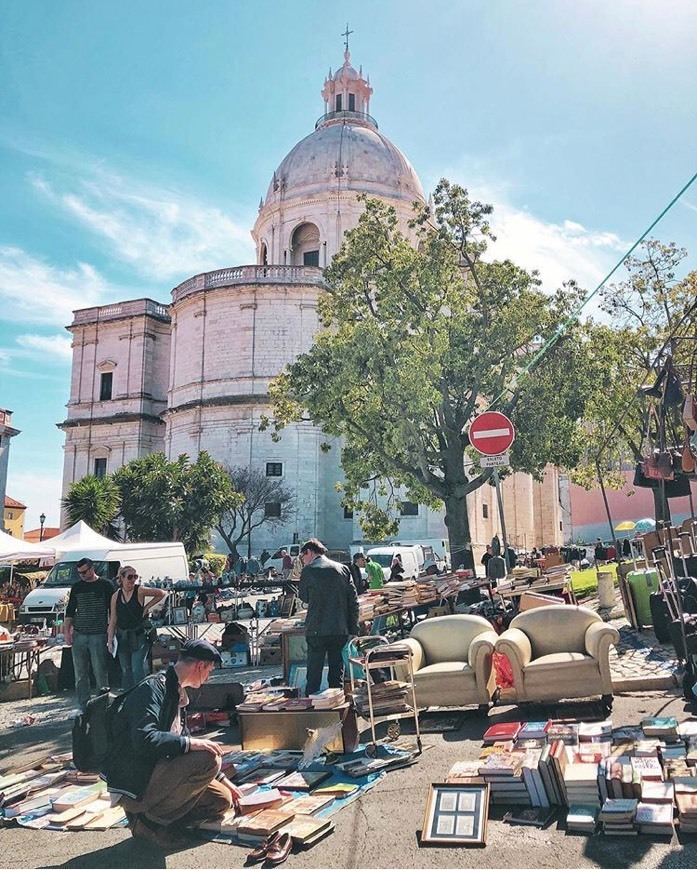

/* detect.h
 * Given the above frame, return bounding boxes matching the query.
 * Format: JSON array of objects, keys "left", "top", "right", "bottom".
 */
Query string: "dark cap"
[{"left": 180, "top": 638, "right": 222, "bottom": 665}]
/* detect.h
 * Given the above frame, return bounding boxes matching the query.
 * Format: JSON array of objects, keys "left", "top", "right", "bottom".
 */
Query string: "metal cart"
[{"left": 348, "top": 635, "right": 422, "bottom": 757}]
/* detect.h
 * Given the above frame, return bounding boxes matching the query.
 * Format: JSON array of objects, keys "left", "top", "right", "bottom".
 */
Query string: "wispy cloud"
[
  {"left": 426, "top": 160, "right": 627, "bottom": 294},
  {"left": 16, "top": 333, "right": 73, "bottom": 361},
  {"left": 0, "top": 246, "right": 107, "bottom": 325},
  {"left": 31, "top": 168, "right": 256, "bottom": 283}
]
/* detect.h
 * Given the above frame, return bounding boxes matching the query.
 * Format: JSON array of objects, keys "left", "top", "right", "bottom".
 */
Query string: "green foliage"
[
  {"left": 202, "top": 553, "right": 226, "bottom": 576},
  {"left": 268, "top": 179, "right": 600, "bottom": 553},
  {"left": 574, "top": 240, "right": 697, "bottom": 520},
  {"left": 61, "top": 475, "right": 121, "bottom": 538},
  {"left": 113, "top": 452, "right": 234, "bottom": 554}
]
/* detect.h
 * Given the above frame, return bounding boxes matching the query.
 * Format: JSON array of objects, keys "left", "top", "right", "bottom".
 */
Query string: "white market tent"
[
  {"left": 0, "top": 529, "right": 55, "bottom": 561},
  {"left": 47, "top": 520, "right": 122, "bottom": 553}
]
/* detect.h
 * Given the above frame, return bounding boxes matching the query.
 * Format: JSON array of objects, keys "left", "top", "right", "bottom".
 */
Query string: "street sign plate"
[
  {"left": 480, "top": 454, "right": 510, "bottom": 467},
  {"left": 468, "top": 411, "right": 515, "bottom": 456}
]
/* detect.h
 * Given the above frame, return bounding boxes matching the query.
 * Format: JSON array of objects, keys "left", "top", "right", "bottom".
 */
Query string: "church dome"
[{"left": 265, "top": 120, "right": 425, "bottom": 205}]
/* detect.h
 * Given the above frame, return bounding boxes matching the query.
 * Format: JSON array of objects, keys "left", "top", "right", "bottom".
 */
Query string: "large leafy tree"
[
  {"left": 215, "top": 465, "right": 294, "bottom": 558},
  {"left": 62, "top": 475, "right": 121, "bottom": 539},
  {"left": 266, "top": 179, "right": 598, "bottom": 564},
  {"left": 113, "top": 452, "right": 234, "bottom": 554},
  {"left": 574, "top": 240, "right": 697, "bottom": 524}
]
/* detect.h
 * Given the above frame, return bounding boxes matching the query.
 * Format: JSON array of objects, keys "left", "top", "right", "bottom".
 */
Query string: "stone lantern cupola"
[{"left": 320, "top": 50, "right": 374, "bottom": 124}]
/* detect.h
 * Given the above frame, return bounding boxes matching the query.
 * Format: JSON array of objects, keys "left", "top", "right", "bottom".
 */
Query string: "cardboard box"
[
  {"left": 220, "top": 650, "right": 248, "bottom": 668},
  {"left": 0, "top": 679, "right": 30, "bottom": 702}
]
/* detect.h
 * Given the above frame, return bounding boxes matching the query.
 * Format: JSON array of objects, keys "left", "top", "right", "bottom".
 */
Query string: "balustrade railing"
[{"left": 172, "top": 264, "right": 325, "bottom": 301}]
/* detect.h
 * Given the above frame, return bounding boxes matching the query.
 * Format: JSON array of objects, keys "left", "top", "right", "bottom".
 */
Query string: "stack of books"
[
  {"left": 563, "top": 763, "right": 601, "bottom": 808},
  {"left": 352, "top": 680, "right": 410, "bottom": 716},
  {"left": 517, "top": 721, "right": 550, "bottom": 741},
  {"left": 482, "top": 721, "right": 522, "bottom": 745},
  {"left": 640, "top": 780, "right": 674, "bottom": 804},
  {"left": 634, "top": 801, "right": 675, "bottom": 836},
  {"left": 641, "top": 716, "right": 679, "bottom": 740},
  {"left": 566, "top": 805, "right": 599, "bottom": 834},
  {"left": 282, "top": 697, "right": 314, "bottom": 711},
  {"left": 308, "top": 688, "right": 345, "bottom": 709},
  {"left": 676, "top": 791, "right": 697, "bottom": 833},
  {"left": 478, "top": 753, "right": 529, "bottom": 805},
  {"left": 598, "top": 798, "right": 638, "bottom": 836},
  {"left": 237, "top": 692, "right": 286, "bottom": 712}
]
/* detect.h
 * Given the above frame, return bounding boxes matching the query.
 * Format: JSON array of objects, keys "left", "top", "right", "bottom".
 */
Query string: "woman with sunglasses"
[{"left": 108, "top": 566, "right": 169, "bottom": 689}]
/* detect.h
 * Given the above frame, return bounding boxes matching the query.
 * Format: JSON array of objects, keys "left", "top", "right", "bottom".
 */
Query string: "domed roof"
[{"left": 265, "top": 120, "right": 425, "bottom": 205}]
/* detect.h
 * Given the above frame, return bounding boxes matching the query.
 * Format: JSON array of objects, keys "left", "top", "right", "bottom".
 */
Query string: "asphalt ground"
[{"left": 0, "top": 593, "right": 695, "bottom": 868}]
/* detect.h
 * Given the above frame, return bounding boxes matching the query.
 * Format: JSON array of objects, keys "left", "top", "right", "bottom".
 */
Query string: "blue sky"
[{"left": 2, "top": 0, "right": 697, "bottom": 530}]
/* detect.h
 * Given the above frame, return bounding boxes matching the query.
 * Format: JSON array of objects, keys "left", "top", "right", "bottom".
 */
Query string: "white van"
[
  {"left": 265, "top": 544, "right": 301, "bottom": 574},
  {"left": 390, "top": 538, "right": 450, "bottom": 572},
  {"left": 365, "top": 545, "right": 421, "bottom": 582},
  {"left": 18, "top": 542, "right": 187, "bottom": 626}
]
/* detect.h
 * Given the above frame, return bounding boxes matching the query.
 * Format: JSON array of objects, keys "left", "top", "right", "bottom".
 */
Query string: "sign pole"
[{"left": 492, "top": 467, "right": 511, "bottom": 571}]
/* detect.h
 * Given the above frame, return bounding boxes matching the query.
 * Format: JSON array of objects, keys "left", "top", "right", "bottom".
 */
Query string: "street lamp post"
[{"left": 39, "top": 513, "right": 46, "bottom": 542}]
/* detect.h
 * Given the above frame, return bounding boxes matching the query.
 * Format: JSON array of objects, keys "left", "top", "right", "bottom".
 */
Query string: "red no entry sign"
[{"left": 468, "top": 411, "right": 515, "bottom": 456}]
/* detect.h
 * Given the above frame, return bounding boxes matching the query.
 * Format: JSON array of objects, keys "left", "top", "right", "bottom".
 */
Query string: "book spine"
[
  {"left": 538, "top": 748, "right": 560, "bottom": 806},
  {"left": 522, "top": 764, "right": 542, "bottom": 807}
]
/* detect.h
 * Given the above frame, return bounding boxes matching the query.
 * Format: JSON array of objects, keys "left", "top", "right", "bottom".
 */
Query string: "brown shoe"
[
  {"left": 247, "top": 831, "right": 282, "bottom": 863},
  {"left": 266, "top": 831, "right": 292, "bottom": 865},
  {"left": 130, "top": 816, "right": 190, "bottom": 851}
]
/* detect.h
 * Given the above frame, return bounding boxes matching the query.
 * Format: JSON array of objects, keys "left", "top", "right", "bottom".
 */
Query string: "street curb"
[{"left": 612, "top": 673, "right": 679, "bottom": 693}]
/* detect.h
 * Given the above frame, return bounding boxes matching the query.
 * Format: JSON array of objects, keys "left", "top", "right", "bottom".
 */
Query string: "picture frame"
[
  {"left": 420, "top": 782, "right": 489, "bottom": 846},
  {"left": 173, "top": 606, "right": 188, "bottom": 625}
]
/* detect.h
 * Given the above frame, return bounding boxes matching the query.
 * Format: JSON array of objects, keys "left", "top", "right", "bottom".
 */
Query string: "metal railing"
[{"left": 315, "top": 110, "right": 378, "bottom": 130}]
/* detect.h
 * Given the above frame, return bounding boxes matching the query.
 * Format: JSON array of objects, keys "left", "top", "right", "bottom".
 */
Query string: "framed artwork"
[
  {"left": 288, "top": 664, "right": 328, "bottom": 695},
  {"left": 173, "top": 607, "right": 188, "bottom": 625},
  {"left": 421, "top": 783, "right": 489, "bottom": 846}
]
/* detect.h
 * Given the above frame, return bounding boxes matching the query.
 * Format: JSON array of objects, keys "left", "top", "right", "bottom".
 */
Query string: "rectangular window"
[
  {"left": 343, "top": 506, "right": 354, "bottom": 519},
  {"left": 335, "top": 94, "right": 342, "bottom": 111},
  {"left": 94, "top": 458, "right": 107, "bottom": 478},
  {"left": 303, "top": 250, "right": 319, "bottom": 267},
  {"left": 264, "top": 501, "right": 281, "bottom": 518},
  {"left": 99, "top": 371, "right": 113, "bottom": 401},
  {"left": 400, "top": 501, "right": 419, "bottom": 516},
  {"left": 348, "top": 93, "right": 356, "bottom": 111},
  {"left": 266, "top": 462, "right": 283, "bottom": 477},
  {"left": 482, "top": 504, "right": 489, "bottom": 519}
]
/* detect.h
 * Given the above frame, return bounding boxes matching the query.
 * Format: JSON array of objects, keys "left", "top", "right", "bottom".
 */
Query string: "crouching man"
[{"left": 101, "top": 638, "right": 241, "bottom": 850}]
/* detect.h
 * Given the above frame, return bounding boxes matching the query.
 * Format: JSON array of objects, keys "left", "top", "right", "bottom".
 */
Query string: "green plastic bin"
[{"left": 627, "top": 569, "right": 661, "bottom": 627}]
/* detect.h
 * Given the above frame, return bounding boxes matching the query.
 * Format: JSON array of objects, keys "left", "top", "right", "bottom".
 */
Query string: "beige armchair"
[
  {"left": 494, "top": 605, "right": 619, "bottom": 710},
  {"left": 395, "top": 614, "right": 498, "bottom": 711}
]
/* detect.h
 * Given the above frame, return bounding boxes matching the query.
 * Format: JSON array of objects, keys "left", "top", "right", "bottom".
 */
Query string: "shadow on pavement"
[{"left": 41, "top": 838, "right": 169, "bottom": 869}]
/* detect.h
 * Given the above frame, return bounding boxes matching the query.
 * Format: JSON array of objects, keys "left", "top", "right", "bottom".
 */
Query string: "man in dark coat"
[
  {"left": 102, "top": 638, "right": 241, "bottom": 850},
  {"left": 298, "top": 538, "right": 359, "bottom": 695}
]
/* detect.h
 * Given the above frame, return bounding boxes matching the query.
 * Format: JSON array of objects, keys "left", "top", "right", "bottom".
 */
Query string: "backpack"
[{"left": 71, "top": 675, "right": 157, "bottom": 773}]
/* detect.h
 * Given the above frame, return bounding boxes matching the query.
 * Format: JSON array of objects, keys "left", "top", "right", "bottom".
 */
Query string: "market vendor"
[{"left": 102, "top": 638, "right": 241, "bottom": 850}]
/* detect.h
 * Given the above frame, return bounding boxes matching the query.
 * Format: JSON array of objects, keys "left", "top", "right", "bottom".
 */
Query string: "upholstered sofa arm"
[
  {"left": 392, "top": 637, "right": 425, "bottom": 680},
  {"left": 468, "top": 630, "right": 498, "bottom": 669},
  {"left": 585, "top": 622, "right": 620, "bottom": 660}
]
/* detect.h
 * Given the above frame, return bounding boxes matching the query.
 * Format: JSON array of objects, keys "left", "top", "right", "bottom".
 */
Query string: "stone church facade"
[{"left": 59, "top": 49, "right": 567, "bottom": 557}]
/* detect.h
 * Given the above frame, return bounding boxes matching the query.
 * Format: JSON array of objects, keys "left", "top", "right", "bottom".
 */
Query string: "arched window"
[
  {"left": 259, "top": 242, "right": 268, "bottom": 266},
  {"left": 335, "top": 94, "right": 342, "bottom": 111},
  {"left": 290, "top": 223, "right": 320, "bottom": 267}
]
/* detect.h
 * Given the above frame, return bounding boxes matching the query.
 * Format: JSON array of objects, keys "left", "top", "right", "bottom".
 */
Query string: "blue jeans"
[
  {"left": 72, "top": 631, "right": 110, "bottom": 711},
  {"left": 117, "top": 629, "right": 149, "bottom": 690}
]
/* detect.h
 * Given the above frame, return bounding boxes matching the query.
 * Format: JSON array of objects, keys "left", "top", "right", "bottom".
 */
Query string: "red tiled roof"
[
  {"left": 4, "top": 495, "right": 26, "bottom": 509},
  {"left": 24, "top": 527, "right": 60, "bottom": 542}
]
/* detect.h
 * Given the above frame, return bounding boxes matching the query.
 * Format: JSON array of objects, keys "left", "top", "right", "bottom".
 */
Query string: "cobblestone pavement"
[{"left": 587, "top": 594, "right": 683, "bottom": 691}]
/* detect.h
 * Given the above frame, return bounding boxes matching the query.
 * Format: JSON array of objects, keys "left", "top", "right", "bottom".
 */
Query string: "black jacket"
[
  {"left": 101, "top": 665, "right": 188, "bottom": 800},
  {"left": 299, "top": 555, "right": 359, "bottom": 637}
]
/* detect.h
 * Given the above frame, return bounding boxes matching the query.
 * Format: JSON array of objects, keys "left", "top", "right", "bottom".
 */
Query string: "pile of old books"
[
  {"left": 380, "top": 581, "right": 418, "bottom": 609},
  {"left": 308, "top": 688, "right": 345, "bottom": 710},
  {"left": 352, "top": 680, "right": 410, "bottom": 716},
  {"left": 236, "top": 691, "right": 287, "bottom": 712},
  {"left": 0, "top": 760, "right": 126, "bottom": 831},
  {"left": 467, "top": 713, "right": 697, "bottom": 838}
]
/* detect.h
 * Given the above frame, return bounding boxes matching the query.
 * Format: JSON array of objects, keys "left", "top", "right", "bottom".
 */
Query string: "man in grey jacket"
[{"left": 298, "top": 538, "right": 359, "bottom": 695}]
